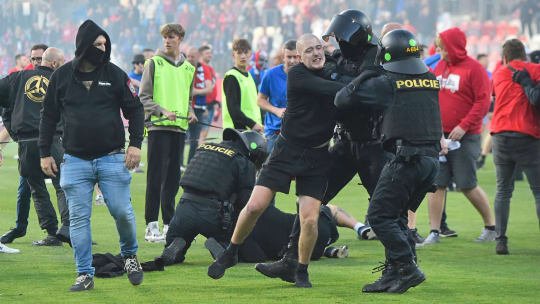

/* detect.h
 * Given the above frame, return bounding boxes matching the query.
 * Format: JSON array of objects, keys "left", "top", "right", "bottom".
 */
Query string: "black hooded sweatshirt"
[{"left": 39, "top": 20, "right": 144, "bottom": 159}]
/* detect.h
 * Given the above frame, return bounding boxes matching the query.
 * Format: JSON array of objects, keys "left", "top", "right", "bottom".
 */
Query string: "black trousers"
[
  {"left": 18, "top": 137, "right": 68, "bottom": 235},
  {"left": 165, "top": 198, "right": 223, "bottom": 262},
  {"left": 367, "top": 153, "right": 439, "bottom": 263},
  {"left": 145, "top": 130, "right": 184, "bottom": 225},
  {"left": 323, "top": 138, "right": 390, "bottom": 204}
]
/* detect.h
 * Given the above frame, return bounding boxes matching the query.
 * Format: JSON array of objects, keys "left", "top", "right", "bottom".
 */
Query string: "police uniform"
[
  {"left": 335, "top": 29, "right": 442, "bottom": 294},
  {"left": 161, "top": 129, "right": 265, "bottom": 265},
  {"left": 0, "top": 67, "right": 68, "bottom": 239},
  {"left": 321, "top": 10, "right": 390, "bottom": 208}
]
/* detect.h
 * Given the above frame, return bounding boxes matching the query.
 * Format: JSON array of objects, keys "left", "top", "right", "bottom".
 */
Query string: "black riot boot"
[
  {"left": 161, "top": 237, "right": 187, "bottom": 265},
  {"left": 362, "top": 261, "right": 400, "bottom": 293},
  {"left": 255, "top": 251, "right": 298, "bottom": 283},
  {"left": 207, "top": 243, "right": 239, "bottom": 279},
  {"left": 386, "top": 260, "right": 426, "bottom": 293}
]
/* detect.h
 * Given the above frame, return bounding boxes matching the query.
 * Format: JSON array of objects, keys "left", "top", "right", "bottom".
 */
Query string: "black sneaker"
[
  {"left": 440, "top": 226, "right": 458, "bottom": 238},
  {"left": 69, "top": 274, "right": 94, "bottom": 292},
  {"left": 254, "top": 256, "right": 297, "bottom": 283},
  {"left": 496, "top": 237, "right": 509, "bottom": 255},
  {"left": 294, "top": 270, "right": 312, "bottom": 288},
  {"left": 161, "top": 237, "right": 186, "bottom": 265},
  {"left": 410, "top": 229, "right": 424, "bottom": 244},
  {"left": 32, "top": 235, "right": 62, "bottom": 246},
  {"left": 207, "top": 247, "right": 238, "bottom": 279},
  {"left": 362, "top": 262, "right": 399, "bottom": 293},
  {"left": 124, "top": 255, "right": 143, "bottom": 285},
  {"left": 0, "top": 228, "right": 26, "bottom": 244},
  {"left": 205, "top": 237, "right": 225, "bottom": 260},
  {"left": 386, "top": 261, "right": 426, "bottom": 294}
]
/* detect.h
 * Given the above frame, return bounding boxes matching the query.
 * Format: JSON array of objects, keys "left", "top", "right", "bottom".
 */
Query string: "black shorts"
[{"left": 256, "top": 135, "right": 330, "bottom": 201}]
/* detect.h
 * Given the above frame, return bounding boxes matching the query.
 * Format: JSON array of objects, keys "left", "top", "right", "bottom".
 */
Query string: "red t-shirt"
[
  {"left": 192, "top": 63, "right": 213, "bottom": 106},
  {"left": 491, "top": 60, "right": 540, "bottom": 138},
  {"left": 202, "top": 62, "right": 218, "bottom": 103}
]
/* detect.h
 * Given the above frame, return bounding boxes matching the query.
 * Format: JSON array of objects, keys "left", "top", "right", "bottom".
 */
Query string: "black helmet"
[
  {"left": 530, "top": 50, "right": 540, "bottom": 64},
  {"left": 223, "top": 128, "right": 268, "bottom": 168},
  {"left": 322, "top": 10, "right": 377, "bottom": 47},
  {"left": 376, "top": 29, "right": 428, "bottom": 75}
]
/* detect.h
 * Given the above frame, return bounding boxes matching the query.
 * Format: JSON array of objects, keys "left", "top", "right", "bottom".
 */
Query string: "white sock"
[{"left": 354, "top": 222, "right": 364, "bottom": 232}]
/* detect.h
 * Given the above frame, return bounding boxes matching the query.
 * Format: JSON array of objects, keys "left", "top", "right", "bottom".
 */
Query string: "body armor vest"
[{"left": 382, "top": 72, "right": 443, "bottom": 147}]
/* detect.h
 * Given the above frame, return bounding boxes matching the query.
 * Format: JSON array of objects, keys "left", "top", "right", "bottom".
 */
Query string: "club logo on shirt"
[
  {"left": 437, "top": 74, "right": 460, "bottom": 93},
  {"left": 24, "top": 75, "right": 49, "bottom": 103},
  {"left": 98, "top": 81, "right": 112, "bottom": 86}
]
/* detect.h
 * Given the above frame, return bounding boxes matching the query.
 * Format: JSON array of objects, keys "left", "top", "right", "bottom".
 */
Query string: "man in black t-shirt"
[{"left": 207, "top": 34, "right": 344, "bottom": 288}]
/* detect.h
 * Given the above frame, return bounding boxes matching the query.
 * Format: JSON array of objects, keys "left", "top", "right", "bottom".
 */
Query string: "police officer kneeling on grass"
[
  {"left": 160, "top": 128, "right": 267, "bottom": 265},
  {"left": 334, "top": 29, "right": 446, "bottom": 293}
]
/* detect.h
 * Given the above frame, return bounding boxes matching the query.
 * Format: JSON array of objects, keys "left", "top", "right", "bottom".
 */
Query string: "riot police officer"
[
  {"left": 254, "top": 9, "right": 385, "bottom": 284},
  {"left": 334, "top": 29, "right": 445, "bottom": 293},
  {"left": 160, "top": 128, "right": 267, "bottom": 265}
]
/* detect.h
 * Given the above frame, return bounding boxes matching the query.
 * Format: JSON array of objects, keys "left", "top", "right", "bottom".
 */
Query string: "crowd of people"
[{"left": 0, "top": 0, "right": 539, "bottom": 297}]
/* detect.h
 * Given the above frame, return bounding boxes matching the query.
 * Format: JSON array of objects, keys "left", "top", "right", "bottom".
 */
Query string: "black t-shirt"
[{"left": 281, "top": 63, "right": 344, "bottom": 147}]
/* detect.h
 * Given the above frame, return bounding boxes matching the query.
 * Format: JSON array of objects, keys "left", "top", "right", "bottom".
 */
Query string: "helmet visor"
[
  {"left": 382, "top": 57, "right": 429, "bottom": 75},
  {"left": 322, "top": 15, "right": 361, "bottom": 43}
]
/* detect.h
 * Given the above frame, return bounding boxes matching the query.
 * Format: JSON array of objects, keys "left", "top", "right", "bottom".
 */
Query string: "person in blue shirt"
[
  {"left": 128, "top": 54, "right": 145, "bottom": 94},
  {"left": 257, "top": 40, "right": 299, "bottom": 152}
]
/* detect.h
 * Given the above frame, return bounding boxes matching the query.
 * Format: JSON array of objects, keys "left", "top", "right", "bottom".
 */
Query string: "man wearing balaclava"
[{"left": 39, "top": 19, "right": 145, "bottom": 292}]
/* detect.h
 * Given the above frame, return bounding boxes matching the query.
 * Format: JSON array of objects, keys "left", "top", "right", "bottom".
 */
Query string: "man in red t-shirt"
[
  {"left": 423, "top": 27, "right": 496, "bottom": 246},
  {"left": 199, "top": 45, "right": 219, "bottom": 144},
  {"left": 491, "top": 39, "right": 540, "bottom": 255},
  {"left": 7, "top": 54, "right": 29, "bottom": 75}
]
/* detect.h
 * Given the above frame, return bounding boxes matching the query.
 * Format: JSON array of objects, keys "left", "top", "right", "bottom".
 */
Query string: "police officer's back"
[
  {"left": 335, "top": 29, "right": 443, "bottom": 294},
  {"left": 161, "top": 128, "right": 267, "bottom": 265}
]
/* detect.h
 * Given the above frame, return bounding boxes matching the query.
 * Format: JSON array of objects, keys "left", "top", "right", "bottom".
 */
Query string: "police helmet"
[
  {"left": 322, "top": 10, "right": 377, "bottom": 47},
  {"left": 223, "top": 128, "right": 268, "bottom": 168},
  {"left": 376, "top": 29, "right": 428, "bottom": 75}
]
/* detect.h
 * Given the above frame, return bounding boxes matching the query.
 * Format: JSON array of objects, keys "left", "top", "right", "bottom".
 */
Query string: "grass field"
[{"left": 0, "top": 139, "right": 539, "bottom": 304}]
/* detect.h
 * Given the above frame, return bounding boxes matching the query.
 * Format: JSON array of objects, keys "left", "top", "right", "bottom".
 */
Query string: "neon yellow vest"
[
  {"left": 150, "top": 56, "right": 195, "bottom": 130},
  {"left": 222, "top": 69, "right": 261, "bottom": 129}
]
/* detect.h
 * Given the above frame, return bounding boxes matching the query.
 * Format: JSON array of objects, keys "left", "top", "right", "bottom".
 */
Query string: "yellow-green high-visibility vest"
[
  {"left": 150, "top": 56, "right": 195, "bottom": 130},
  {"left": 222, "top": 69, "right": 261, "bottom": 129}
]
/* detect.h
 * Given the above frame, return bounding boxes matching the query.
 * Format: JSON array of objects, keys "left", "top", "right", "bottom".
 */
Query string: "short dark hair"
[
  {"left": 14, "top": 54, "right": 23, "bottom": 61},
  {"left": 198, "top": 45, "right": 212, "bottom": 53},
  {"left": 232, "top": 38, "right": 251, "bottom": 52},
  {"left": 31, "top": 44, "right": 48, "bottom": 52},
  {"left": 502, "top": 39, "right": 527, "bottom": 62},
  {"left": 142, "top": 48, "right": 154, "bottom": 53},
  {"left": 476, "top": 53, "right": 488, "bottom": 60},
  {"left": 283, "top": 40, "right": 297, "bottom": 51}
]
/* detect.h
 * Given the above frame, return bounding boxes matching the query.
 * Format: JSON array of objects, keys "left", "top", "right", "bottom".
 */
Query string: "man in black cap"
[
  {"left": 0, "top": 46, "right": 69, "bottom": 247},
  {"left": 39, "top": 19, "right": 145, "bottom": 292},
  {"left": 334, "top": 29, "right": 446, "bottom": 293}
]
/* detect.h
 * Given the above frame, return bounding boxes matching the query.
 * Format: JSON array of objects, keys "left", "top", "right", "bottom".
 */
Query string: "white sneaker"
[
  {"left": 163, "top": 224, "right": 169, "bottom": 236},
  {"left": 0, "top": 242, "right": 20, "bottom": 253},
  {"left": 422, "top": 231, "right": 440, "bottom": 246},
  {"left": 474, "top": 228, "right": 497, "bottom": 242},
  {"left": 145, "top": 221, "right": 163, "bottom": 243},
  {"left": 94, "top": 194, "right": 105, "bottom": 206}
]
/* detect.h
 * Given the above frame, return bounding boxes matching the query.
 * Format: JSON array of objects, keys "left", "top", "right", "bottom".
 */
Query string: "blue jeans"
[
  {"left": 60, "top": 153, "right": 138, "bottom": 276},
  {"left": 15, "top": 176, "right": 32, "bottom": 231},
  {"left": 265, "top": 132, "right": 279, "bottom": 154}
]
